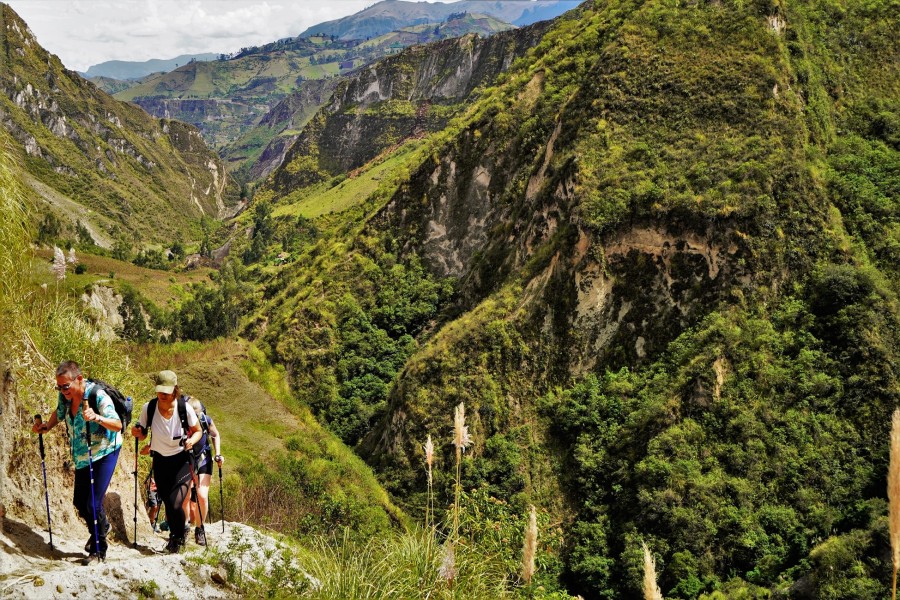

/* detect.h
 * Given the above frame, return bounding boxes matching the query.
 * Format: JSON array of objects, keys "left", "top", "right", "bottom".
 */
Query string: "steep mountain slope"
[
  {"left": 0, "top": 4, "right": 240, "bottom": 245},
  {"left": 219, "top": 13, "right": 517, "bottom": 181},
  {"left": 265, "top": 22, "right": 552, "bottom": 195},
  {"left": 221, "top": 78, "right": 336, "bottom": 181},
  {"left": 246, "top": 0, "right": 899, "bottom": 596},
  {"left": 119, "top": 15, "right": 524, "bottom": 172},
  {"left": 302, "top": 0, "right": 584, "bottom": 39}
]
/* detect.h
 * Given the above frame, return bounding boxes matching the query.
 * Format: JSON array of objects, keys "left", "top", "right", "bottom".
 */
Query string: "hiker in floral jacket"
[{"left": 32, "top": 360, "right": 122, "bottom": 564}]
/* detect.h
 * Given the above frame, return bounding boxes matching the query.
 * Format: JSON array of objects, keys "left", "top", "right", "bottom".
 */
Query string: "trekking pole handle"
[{"left": 34, "top": 415, "right": 46, "bottom": 456}]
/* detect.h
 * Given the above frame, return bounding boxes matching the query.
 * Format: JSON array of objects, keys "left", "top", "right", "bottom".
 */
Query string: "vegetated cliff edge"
[
  {"left": 268, "top": 22, "right": 553, "bottom": 194},
  {"left": 0, "top": 4, "right": 240, "bottom": 244},
  {"left": 254, "top": 0, "right": 899, "bottom": 596},
  {"left": 225, "top": 79, "right": 336, "bottom": 182}
]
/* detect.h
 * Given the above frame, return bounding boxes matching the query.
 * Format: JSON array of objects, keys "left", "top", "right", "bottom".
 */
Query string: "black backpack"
[{"left": 87, "top": 379, "right": 133, "bottom": 430}]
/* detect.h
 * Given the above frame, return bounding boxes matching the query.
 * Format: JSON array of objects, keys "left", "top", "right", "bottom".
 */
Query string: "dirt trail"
[{"left": 0, "top": 520, "right": 276, "bottom": 599}]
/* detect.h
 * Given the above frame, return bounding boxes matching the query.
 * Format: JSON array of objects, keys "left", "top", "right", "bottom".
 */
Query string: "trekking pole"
[
  {"left": 84, "top": 410, "right": 101, "bottom": 560},
  {"left": 183, "top": 437, "right": 205, "bottom": 544},
  {"left": 218, "top": 459, "right": 224, "bottom": 534},
  {"left": 34, "top": 415, "right": 54, "bottom": 550},
  {"left": 132, "top": 435, "right": 139, "bottom": 547}
]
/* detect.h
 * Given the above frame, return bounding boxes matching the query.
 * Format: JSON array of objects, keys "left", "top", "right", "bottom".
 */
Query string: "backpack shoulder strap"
[
  {"left": 177, "top": 395, "right": 190, "bottom": 435},
  {"left": 87, "top": 380, "right": 99, "bottom": 413},
  {"left": 146, "top": 398, "right": 158, "bottom": 432}
]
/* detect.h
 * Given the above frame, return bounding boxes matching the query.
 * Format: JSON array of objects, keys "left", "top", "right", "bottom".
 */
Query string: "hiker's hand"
[
  {"left": 215, "top": 455, "right": 224, "bottom": 465},
  {"left": 131, "top": 425, "right": 146, "bottom": 439},
  {"left": 83, "top": 404, "right": 100, "bottom": 423},
  {"left": 32, "top": 421, "right": 49, "bottom": 434},
  {"left": 140, "top": 444, "right": 151, "bottom": 456}
]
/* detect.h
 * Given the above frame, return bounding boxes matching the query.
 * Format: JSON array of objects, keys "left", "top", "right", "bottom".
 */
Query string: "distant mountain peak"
[{"left": 300, "top": 0, "right": 583, "bottom": 40}]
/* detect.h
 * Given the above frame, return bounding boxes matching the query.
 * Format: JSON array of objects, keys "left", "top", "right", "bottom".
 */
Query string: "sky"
[{"left": 5, "top": 0, "right": 429, "bottom": 72}]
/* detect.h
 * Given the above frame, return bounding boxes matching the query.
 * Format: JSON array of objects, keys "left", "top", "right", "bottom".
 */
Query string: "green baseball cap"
[{"left": 155, "top": 370, "right": 177, "bottom": 394}]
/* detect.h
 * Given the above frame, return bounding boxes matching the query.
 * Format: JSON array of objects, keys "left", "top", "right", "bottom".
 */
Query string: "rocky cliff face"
[
  {"left": 0, "top": 5, "right": 240, "bottom": 243},
  {"left": 130, "top": 97, "right": 257, "bottom": 148},
  {"left": 223, "top": 79, "right": 336, "bottom": 181},
  {"left": 270, "top": 24, "right": 552, "bottom": 194}
]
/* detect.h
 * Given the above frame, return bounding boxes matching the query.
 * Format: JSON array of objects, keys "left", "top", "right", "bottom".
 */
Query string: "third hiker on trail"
[
  {"left": 131, "top": 370, "right": 202, "bottom": 554},
  {"left": 31, "top": 361, "right": 123, "bottom": 564}
]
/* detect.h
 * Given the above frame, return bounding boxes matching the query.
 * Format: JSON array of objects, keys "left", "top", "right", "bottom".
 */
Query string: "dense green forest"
[{"left": 3, "top": 0, "right": 899, "bottom": 597}]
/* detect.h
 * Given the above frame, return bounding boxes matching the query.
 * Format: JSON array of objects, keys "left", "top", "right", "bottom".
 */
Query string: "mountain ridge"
[
  {"left": 0, "top": 4, "right": 240, "bottom": 245},
  {"left": 301, "top": 0, "right": 584, "bottom": 39},
  {"left": 82, "top": 53, "right": 219, "bottom": 80}
]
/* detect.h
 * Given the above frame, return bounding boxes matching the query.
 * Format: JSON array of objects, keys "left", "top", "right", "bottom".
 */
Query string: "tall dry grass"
[
  {"left": 292, "top": 526, "right": 512, "bottom": 599},
  {"left": 424, "top": 434, "right": 434, "bottom": 530},
  {"left": 452, "top": 402, "right": 471, "bottom": 541},
  {"left": 889, "top": 408, "right": 900, "bottom": 600},
  {"left": 0, "top": 137, "right": 131, "bottom": 413},
  {"left": 0, "top": 141, "right": 32, "bottom": 360}
]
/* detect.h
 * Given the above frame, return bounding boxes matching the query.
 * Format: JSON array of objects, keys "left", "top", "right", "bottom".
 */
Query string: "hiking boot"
[
  {"left": 84, "top": 522, "right": 111, "bottom": 553},
  {"left": 82, "top": 552, "right": 105, "bottom": 566},
  {"left": 194, "top": 526, "right": 207, "bottom": 547},
  {"left": 165, "top": 536, "right": 185, "bottom": 554}
]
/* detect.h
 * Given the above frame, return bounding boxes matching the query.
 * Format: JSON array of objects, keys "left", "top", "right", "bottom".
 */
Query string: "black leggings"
[{"left": 152, "top": 452, "right": 193, "bottom": 540}]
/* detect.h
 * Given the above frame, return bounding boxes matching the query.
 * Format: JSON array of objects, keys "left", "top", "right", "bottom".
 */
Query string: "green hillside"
[
  {"left": 233, "top": 0, "right": 900, "bottom": 596},
  {"left": 0, "top": 134, "right": 405, "bottom": 558},
  {"left": 0, "top": 4, "right": 241, "bottom": 246}
]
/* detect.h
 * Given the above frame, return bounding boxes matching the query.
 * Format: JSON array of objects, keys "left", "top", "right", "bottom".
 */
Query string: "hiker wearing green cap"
[{"left": 131, "top": 370, "right": 202, "bottom": 553}]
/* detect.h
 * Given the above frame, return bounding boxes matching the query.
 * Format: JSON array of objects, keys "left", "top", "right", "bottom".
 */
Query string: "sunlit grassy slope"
[
  {"left": 125, "top": 339, "right": 407, "bottom": 534},
  {"left": 271, "top": 139, "right": 424, "bottom": 220}
]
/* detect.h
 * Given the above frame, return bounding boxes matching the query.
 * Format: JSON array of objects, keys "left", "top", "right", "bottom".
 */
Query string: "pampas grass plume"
[
  {"left": 453, "top": 402, "right": 471, "bottom": 451},
  {"left": 439, "top": 543, "right": 457, "bottom": 583},
  {"left": 424, "top": 434, "right": 434, "bottom": 473},
  {"left": 889, "top": 408, "right": 900, "bottom": 600},
  {"left": 642, "top": 542, "right": 663, "bottom": 600},
  {"left": 424, "top": 433, "right": 434, "bottom": 529},
  {"left": 522, "top": 504, "right": 537, "bottom": 584},
  {"left": 51, "top": 246, "right": 66, "bottom": 280}
]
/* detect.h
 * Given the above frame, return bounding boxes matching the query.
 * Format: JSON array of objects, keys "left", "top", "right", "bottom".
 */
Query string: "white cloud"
[{"left": 5, "top": 0, "right": 376, "bottom": 71}]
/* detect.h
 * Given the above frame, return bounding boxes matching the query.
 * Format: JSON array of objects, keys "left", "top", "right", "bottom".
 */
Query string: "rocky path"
[{"left": 0, "top": 520, "right": 278, "bottom": 599}]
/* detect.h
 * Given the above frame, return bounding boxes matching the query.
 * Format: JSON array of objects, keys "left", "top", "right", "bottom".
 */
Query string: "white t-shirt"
[{"left": 137, "top": 399, "right": 199, "bottom": 457}]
